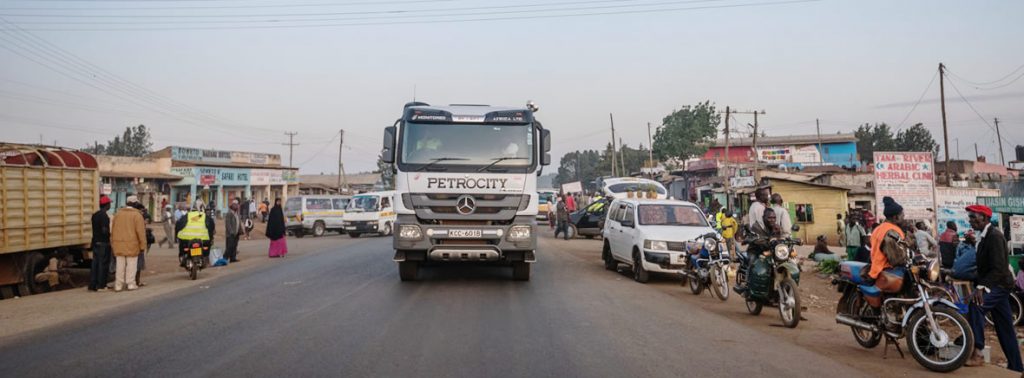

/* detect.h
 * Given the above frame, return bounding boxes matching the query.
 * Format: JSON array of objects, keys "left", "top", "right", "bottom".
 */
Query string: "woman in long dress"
[{"left": 266, "top": 198, "right": 288, "bottom": 258}]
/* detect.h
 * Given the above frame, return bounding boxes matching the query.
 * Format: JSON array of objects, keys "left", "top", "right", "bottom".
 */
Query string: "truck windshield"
[
  {"left": 347, "top": 196, "right": 378, "bottom": 212},
  {"left": 400, "top": 122, "right": 533, "bottom": 170}
]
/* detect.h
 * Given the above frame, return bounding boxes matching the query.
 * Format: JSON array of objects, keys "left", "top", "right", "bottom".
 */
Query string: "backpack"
[{"left": 951, "top": 243, "right": 977, "bottom": 281}]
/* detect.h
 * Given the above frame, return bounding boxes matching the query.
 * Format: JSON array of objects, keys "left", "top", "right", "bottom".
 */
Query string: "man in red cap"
[
  {"left": 964, "top": 204, "right": 1021, "bottom": 372},
  {"left": 88, "top": 195, "right": 112, "bottom": 291}
]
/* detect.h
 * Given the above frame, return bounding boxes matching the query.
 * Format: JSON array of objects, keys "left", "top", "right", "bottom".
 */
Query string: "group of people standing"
[{"left": 88, "top": 195, "right": 290, "bottom": 292}]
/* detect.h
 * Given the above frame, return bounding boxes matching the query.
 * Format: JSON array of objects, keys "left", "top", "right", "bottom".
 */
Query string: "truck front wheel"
[
  {"left": 399, "top": 261, "right": 418, "bottom": 281},
  {"left": 512, "top": 262, "right": 531, "bottom": 281}
]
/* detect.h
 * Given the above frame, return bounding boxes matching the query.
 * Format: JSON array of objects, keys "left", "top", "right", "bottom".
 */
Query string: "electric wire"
[
  {"left": 944, "top": 72, "right": 1019, "bottom": 150},
  {"left": 946, "top": 63, "right": 1024, "bottom": 87},
  {"left": 894, "top": 70, "right": 938, "bottom": 132}
]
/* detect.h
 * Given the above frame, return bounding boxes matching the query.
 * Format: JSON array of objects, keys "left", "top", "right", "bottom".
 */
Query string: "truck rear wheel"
[
  {"left": 25, "top": 252, "right": 51, "bottom": 295},
  {"left": 512, "top": 262, "right": 531, "bottom": 281},
  {"left": 399, "top": 261, "right": 418, "bottom": 281}
]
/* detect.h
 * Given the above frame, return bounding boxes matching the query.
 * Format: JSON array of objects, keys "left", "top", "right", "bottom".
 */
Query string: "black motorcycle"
[
  {"left": 180, "top": 239, "right": 208, "bottom": 280},
  {"left": 680, "top": 232, "right": 730, "bottom": 301},
  {"left": 832, "top": 235, "right": 973, "bottom": 372},
  {"left": 736, "top": 228, "right": 803, "bottom": 328}
]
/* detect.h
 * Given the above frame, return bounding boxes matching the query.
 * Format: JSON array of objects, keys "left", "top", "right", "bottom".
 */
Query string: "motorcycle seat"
[{"left": 839, "top": 261, "right": 869, "bottom": 285}]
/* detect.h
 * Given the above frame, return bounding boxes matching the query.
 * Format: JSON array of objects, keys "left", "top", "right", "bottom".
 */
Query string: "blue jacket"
[{"left": 951, "top": 242, "right": 977, "bottom": 281}]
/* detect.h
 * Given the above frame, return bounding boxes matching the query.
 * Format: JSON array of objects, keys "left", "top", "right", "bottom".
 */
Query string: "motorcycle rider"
[
  {"left": 174, "top": 199, "right": 216, "bottom": 267},
  {"left": 867, "top": 197, "right": 906, "bottom": 282},
  {"left": 734, "top": 208, "right": 780, "bottom": 294}
]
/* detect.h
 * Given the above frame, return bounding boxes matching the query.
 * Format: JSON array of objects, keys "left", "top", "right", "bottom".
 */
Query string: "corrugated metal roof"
[{"left": 712, "top": 133, "right": 857, "bottom": 147}]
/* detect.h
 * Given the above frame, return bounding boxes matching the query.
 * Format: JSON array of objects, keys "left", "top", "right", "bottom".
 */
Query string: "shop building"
[
  {"left": 96, "top": 155, "right": 181, "bottom": 220},
  {"left": 703, "top": 133, "right": 861, "bottom": 169}
]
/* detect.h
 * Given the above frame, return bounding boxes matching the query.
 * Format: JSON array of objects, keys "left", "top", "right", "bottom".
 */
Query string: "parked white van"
[
  {"left": 284, "top": 195, "right": 351, "bottom": 237},
  {"left": 342, "top": 191, "right": 397, "bottom": 238}
]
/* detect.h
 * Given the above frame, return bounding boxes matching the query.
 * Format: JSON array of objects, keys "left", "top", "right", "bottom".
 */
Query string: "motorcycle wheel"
[
  {"left": 906, "top": 305, "right": 973, "bottom": 373},
  {"left": 851, "top": 296, "right": 881, "bottom": 348},
  {"left": 689, "top": 274, "right": 703, "bottom": 295},
  {"left": 985, "top": 292, "right": 1023, "bottom": 326},
  {"left": 746, "top": 299, "right": 762, "bottom": 315},
  {"left": 777, "top": 277, "right": 801, "bottom": 328},
  {"left": 188, "top": 258, "right": 199, "bottom": 281},
  {"left": 711, "top": 265, "right": 729, "bottom": 301}
]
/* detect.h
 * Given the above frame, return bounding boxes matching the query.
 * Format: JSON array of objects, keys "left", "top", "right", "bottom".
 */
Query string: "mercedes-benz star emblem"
[{"left": 456, "top": 195, "right": 476, "bottom": 215}]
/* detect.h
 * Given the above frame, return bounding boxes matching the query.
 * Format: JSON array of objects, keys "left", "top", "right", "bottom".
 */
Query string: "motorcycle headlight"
[
  {"left": 644, "top": 240, "right": 669, "bottom": 251},
  {"left": 703, "top": 238, "right": 717, "bottom": 252},
  {"left": 773, "top": 244, "right": 790, "bottom": 261}
]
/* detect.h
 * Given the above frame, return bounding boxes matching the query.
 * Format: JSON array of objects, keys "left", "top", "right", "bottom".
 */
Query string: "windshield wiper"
[
  {"left": 477, "top": 157, "right": 527, "bottom": 172},
  {"left": 416, "top": 157, "right": 469, "bottom": 172}
]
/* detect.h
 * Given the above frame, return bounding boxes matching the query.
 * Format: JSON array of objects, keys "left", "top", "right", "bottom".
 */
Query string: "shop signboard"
[
  {"left": 218, "top": 168, "right": 251, "bottom": 186},
  {"left": 251, "top": 169, "right": 284, "bottom": 185},
  {"left": 730, "top": 176, "right": 755, "bottom": 188},
  {"left": 873, "top": 152, "right": 935, "bottom": 222},
  {"left": 1010, "top": 215, "right": 1024, "bottom": 244},
  {"left": 172, "top": 146, "right": 280, "bottom": 166},
  {"left": 791, "top": 145, "right": 822, "bottom": 164},
  {"left": 561, "top": 181, "right": 583, "bottom": 194},
  {"left": 757, "top": 145, "right": 794, "bottom": 164},
  {"left": 935, "top": 187, "right": 1001, "bottom": 236},
  {"left": 978, "top": 196, "right": 1024, "bottom": 214}
]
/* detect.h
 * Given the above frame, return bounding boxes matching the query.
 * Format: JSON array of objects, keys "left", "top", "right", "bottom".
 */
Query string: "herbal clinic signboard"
[
  {"left": 935, "top": 187, "right": 1000, "bottom": 236},
  {"left": 873, "top": 152, "right": 935, "bottom": 221}
]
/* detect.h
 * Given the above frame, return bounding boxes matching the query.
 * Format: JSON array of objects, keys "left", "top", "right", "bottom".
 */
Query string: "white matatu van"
[{"left": 342, "top": 191, "right": 396, "bottom": 238}]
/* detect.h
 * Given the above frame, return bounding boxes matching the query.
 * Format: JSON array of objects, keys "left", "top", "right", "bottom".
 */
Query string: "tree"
[
  {"left": 375, "top": 153, "right": 395, "bottom": 190},
  {"left": 554, "top": 149, "right": 604, "bottom": 188},
  {"left": 652, "top": 101, "right": 721, "bottom": 161},
  {"left": 854, "top": 123, "right": 896, "bottom": 163},
  {"left": 895, "top": 123, "right": 939, "bottom": 155},
  {"left": 83, "top": 124, "right": 153, "bottom": 157}
]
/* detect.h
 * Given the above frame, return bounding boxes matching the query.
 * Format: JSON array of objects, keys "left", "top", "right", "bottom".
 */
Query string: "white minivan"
[
  {"left": 342, "top": 191, "right": 396, "bottom": 238},
  {"left": 284, "top": 195, "right": 351, "bottom": 237},
  {"left": 601, "top": 198, "right": 715, "bottom": 283}
]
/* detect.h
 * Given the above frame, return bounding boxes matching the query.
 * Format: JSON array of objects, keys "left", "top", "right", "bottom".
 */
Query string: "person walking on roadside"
[
  {"left": 130, "top": 201, "right": 154, "bottom": 286},
  {"left": 844, "top": 215, "right": 867, "bottom": 261},
  {"left": 836, "top": 214, "right": 846, "bottom": 247},
  {"left": 248, "top": 197, "right": 257, "bottom": 220},
  {"left": 260, "top": 199, "right": 270, "bottom": 223},
  {"left": 158, "top": 205, "right": 175, "bottom": 248},
  {"left": 266, "top": 198, "right": 288, "bottom": 258},
  {"left": 110, "top": 195, "right": 147, "bottom": 292},
  {"left": 239, "top": 198, "right": 252, "bottom": 240},
  {"left": 88, "top": 195, "right": 113, "bottom": 292},
  {"left": 719, "top": 210, "right": 739, "bottom": 256},
  {"left": 715, "top": 208, "right": 725, "bottom": 232},
  {"left": 770, "top": 193, "right": 793, "bottom": 238},
  {"left": 224, "top": 202, "right": 243, "bottom": 263},
  {"left": 554, "top": 195, "right": 570, "bottom": 240},
  {"left": 565, "top": 192, "right": 577, "bottom": 213},
  {"left": 939, "top": 221, "right": 960, "bottom": 269},
  {"left": 963, "top": 204, "right": 1023, "bottom": 372}
]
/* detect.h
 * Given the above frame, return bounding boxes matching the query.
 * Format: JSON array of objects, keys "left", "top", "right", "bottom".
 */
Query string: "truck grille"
[{"left": 403, "top": 193, "right": 527, "bottom": 222}]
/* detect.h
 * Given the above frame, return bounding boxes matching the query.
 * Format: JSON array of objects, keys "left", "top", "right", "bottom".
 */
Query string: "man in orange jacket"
[{"left": 869, "top": 196, "right": 906, "bottom": 279}]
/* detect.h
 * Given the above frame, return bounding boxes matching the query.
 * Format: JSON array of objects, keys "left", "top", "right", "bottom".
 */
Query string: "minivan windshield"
[
  {"left": 285, "top": 197, "right": 301, "bottom": 212},
  {"left": 638, "top": 205, "right": 707, "bottom": 226},
  {"left": 608, "top": 182, "right": 667, "bottom": 195},
  {"left": 347, "top": 196, "right": 379, "bottom": 212}
]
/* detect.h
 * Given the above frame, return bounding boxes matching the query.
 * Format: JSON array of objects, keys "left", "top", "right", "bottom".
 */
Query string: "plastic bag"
[{"left": 210, "top": 248, "right": 224, "bottom": 263}]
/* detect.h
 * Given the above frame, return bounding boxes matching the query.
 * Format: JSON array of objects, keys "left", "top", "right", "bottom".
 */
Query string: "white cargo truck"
[{"left": 380, "top": 102, "right": 551, "bottom": 281}]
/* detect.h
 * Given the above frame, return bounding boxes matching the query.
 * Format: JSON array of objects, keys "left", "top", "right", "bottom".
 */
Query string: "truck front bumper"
[{"left": 392, "top": 214, "right": 536, "bottom": 263}]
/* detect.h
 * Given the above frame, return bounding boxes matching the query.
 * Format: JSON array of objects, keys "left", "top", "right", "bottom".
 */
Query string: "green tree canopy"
[
  {"left": 83, "top": 124, "right": 153, "bottom": 157},
  {"left": 652, "top": 101, "right": 720, "bottom": 161},
  {"left": 855, "top": 122, "right": 939, "bottom": 162},
  {"left": 895, "top": 123, "right": 939, "bottom": 154}
]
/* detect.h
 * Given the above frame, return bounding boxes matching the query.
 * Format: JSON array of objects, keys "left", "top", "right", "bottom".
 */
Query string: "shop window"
[{"left": 795, "top": 204, "right": 814, "bottom": 223}]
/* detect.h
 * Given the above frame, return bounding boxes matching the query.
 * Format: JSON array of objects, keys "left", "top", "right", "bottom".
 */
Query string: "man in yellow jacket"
[
  {"left": 110, "top": 195, "right": 147, "bottom": 292},
  {"left": 720, "top": 210, "right": 739, "bottom": 256}
]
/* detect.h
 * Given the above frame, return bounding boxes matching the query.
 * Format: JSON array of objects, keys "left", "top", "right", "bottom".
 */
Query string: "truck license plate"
[
  {"left": 448, "top": 229, "right": 482, "bottom": 238},
  {"left": 190, "top": 248, "right": 203, "bottom": 257}
]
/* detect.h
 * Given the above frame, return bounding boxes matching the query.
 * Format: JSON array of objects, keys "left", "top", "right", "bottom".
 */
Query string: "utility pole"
[
  {"left": 723, "top": 106, "right": 731, "bottom": 211},
  {"left": 995, "top": 118, "right": 1005, "bottom": 166},
  {"left": 609, "top": 113, "right": 617, "bottom": 177},
  {"left": 730, "top": 109, "right": 765, "bottom": 179},
  {"left": 283, "top": 132, "right": 299, "bottom": 168},
  {"left": 338, "top": 129, "right": 348, "bottom": 194},
  {"left": 816, "top": 118, "right": 823, "bottom": 165},
  {"left": 647, "top": 122, "right": 654, "bottom": 178},
  {"left": 974, "top": 143, "right": 979, "bottom": 162},
  {"left": 955, "top": 138, "right": 960, "bottom": 160},
  {"left": 939, "top": 63, "right": 950, "bottom": 164}
]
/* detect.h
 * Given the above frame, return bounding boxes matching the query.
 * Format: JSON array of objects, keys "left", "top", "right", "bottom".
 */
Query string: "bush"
[{"left": 818, "top": 259, "right": 840, "bottom": 275}]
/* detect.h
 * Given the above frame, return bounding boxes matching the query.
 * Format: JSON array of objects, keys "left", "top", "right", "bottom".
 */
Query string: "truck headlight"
[
  {"left": 398, "top": 225, "right": 422, "bottom": 240},
  {"left": 507, "top": 225, "right": 532, "bottom": 241},
  {"left": 644, "top": 240, "right": 669, "bottom": 251}
]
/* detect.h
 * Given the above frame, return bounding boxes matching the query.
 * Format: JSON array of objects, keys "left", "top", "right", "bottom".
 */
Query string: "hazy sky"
[{"left": 2, "top": 0, "right": 1023, "bottom": 174}]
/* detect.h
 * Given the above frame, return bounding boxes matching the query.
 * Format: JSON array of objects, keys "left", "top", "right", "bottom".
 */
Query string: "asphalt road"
[{"left": 0, "top": 234, "right": 868, "bottom": 377}]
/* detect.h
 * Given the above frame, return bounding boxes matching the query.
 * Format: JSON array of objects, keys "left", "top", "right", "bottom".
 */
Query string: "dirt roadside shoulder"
[{"left": 0, "top": 234, "right": 366, "bottom": 343}]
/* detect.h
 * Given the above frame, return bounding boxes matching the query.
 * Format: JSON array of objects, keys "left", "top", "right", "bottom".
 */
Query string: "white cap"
[{"left": 126, "top": 195, "right": 139, "bottom": 204}]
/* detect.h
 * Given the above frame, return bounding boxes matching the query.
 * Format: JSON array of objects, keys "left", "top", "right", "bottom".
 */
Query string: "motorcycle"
[
  {"left": 679, "top": 232, "right": 730, "bottom": 301},
  {"left": 832, "top": 237, "right": 974, "bottom": 373},
  {"left": 735, "top": 229, "right": 803, "bottom": 328},
  {"left": 180, "top": 238, "right": 208, "bottom": 280}
]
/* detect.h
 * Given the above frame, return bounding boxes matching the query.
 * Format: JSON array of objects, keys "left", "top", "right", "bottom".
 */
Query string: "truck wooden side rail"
[{"left": 0, "top": 144, "right": 98, "bottom": 298}]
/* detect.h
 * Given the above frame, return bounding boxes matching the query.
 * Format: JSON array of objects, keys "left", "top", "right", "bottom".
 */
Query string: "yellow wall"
[{"left": 771, "top": 180, "right": 849, "bottom": 245}]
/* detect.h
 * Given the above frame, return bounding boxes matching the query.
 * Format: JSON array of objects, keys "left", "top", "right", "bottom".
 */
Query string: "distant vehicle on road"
[
  {"left": 536, "top": 190, "right": 557, "bottom": 223},
  {"left": 342, "top": 191, "right": 395, "bottom": 238},
  {"left": 284, "top": 195, "right": 351, "bottom": 238},
  {"left": 601, "top": 198, "right": 714, "bottom": 283},
  {"left": 599, "top": 177, "right": 667, "bottom": 199},
  {"left": 0, "top": 144, "right": 99, "bottom": 298}
]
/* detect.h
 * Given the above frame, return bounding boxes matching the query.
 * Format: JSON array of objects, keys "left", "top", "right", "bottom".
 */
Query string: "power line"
[
  {"left": 946, "top": 63, "right": 1024, "bottom": 86},
  {"left": 944, "top": 73, "right": 1019, "bottom": 149},
  {"left": 894, "top": 70, "right": 938, "bottom": 132},
  {"left": 0, "top": 0, "right": 466, "bottom": 11},
  {"left": 7, "top": 0, "right": 820, "bottom": 31}
]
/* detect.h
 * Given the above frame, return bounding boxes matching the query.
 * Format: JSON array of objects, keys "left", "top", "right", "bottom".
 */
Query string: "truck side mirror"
[
  {"left": 381, "top": 126, "right": 396, "bottom": 164},
  {"left": 540, "top": 129, "right": 551, "bottom": 166}
]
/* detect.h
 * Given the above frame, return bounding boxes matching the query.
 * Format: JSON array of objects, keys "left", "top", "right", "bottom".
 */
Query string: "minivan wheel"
[{"left": 313, "top": 221, "right": 326, "bottom": 237}]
